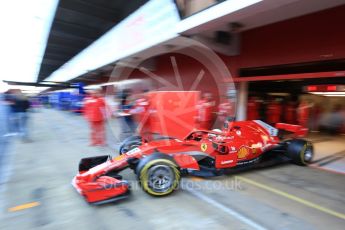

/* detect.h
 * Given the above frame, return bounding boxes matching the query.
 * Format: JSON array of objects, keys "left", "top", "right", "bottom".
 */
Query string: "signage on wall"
[{"left": 305, "top": 85, "right": 345, "bottom": 97}]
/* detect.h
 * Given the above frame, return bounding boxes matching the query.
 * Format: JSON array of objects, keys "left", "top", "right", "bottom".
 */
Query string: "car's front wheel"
[{"left": 137, "top": 154, "right": 180, "bottom": 196}]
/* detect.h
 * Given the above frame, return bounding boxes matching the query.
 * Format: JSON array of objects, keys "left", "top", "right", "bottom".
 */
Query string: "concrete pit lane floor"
[{"left": 0, "top": 109, "right": 344, "bottom": 230}]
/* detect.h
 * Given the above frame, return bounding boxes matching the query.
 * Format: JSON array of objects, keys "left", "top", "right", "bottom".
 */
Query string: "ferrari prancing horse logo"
[{"left": 201, "top": 143, "right": 208, "bottom": 152}]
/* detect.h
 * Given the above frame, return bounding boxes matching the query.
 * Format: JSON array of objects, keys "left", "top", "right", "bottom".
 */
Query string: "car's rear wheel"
[
  {"left": 286, "top": 139, "right": 314, "bottom": 166},
  {"left": 137, "top": 154, "right": 180, "bottom": 196}
]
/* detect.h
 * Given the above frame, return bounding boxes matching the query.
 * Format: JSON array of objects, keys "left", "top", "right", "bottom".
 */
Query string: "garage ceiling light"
[
  {"left": 306, "top": 85, "right": 345, "bottom": 97},
  {"left": 5, "top": 85, "right": 50, "bottom": 94},
  {"left": 0, "top": 0, "right": 58, "bottom": 85},
  {"left": 311, "top": 92, "right": 345, "bottom": 95},
  {"left": 46, "top": 0, "right": 180, "bottom": 83},
  {"left": 310, "top": 92, "right": 345, "bottom": 97},
  {"left": 46, "top": 0, "right": 261, "bottom": 83}
]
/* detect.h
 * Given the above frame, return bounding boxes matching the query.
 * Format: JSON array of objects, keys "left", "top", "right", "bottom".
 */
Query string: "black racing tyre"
[
  {"left": 119, "top": 136, "right": 143, "bottom": 155},
  {"left": 136, "top": 153, "right": 180, "bottom": 196},
  {"left": 286, "top": 139, "right": 314, "bottom": 166}
]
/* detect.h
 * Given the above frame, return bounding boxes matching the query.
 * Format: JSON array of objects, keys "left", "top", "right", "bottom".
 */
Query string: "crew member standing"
[
  {"left": 218, "top": 95, "right": 236, "bottom": 128},
  {"left": 247, "top": 97, "right": 259, "bottom": 120},
  {"left": 0, "top": 93, "right": 10, "bottom": 168},
  {"left": 12, "top": 90, "right": 31, "bottom": 141},
  {"left": 218, "top": 101, "right": 233, "bottom": 124},
  {"left": 285, "top": 101, "right": 296, "bottom": 124},
  {"left": 297, "top": 99, "right": 311, "bottom": 128},
  {"left": 196, "top": 93, "right": 215, "bottom": 130},
  {"left": 84, "top": 89, "right": 106, "bottom": 146},
  {"left": 131, "top": 93, "right": 149, "bottom": 129},
  {"left": 266, "top": 99, "right": 282, "bottom": 124}
]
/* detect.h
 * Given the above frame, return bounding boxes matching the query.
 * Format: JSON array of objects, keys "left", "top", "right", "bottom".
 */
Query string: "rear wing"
[{"left": 275, "top": 123, "right": 308, "bottom": 138}]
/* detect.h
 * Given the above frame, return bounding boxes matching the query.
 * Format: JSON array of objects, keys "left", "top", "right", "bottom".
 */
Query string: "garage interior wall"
[{"left": 221, "top": 5, "right": 345, "bottom": 78}]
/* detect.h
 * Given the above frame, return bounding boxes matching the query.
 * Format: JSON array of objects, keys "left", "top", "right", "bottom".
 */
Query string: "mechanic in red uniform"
[
  {"left": 84, "top": 89, "right": 106, "bottom": 146},
  {"left": 247, "top": 97, "right": 259, "bottom": 120},
  {"left": 266, "top": 99, "right": 282, "bottom": 124},
  {"left": 285, "top": 101, "right": 296, "bottom": 124},
  {"left": 218, "top": 101, "right": 234, "bottom": 124},
  {"left": 130, "top": 92, "right": 150, "bottom": 134},
  {"left": 297, "top": 100, "right": 311, "bottom": 128},
  {"left": 196, "top": 93, "right": 215, "bottom": 130},
  {"left": 311, "top": 103, "right": 322, "bottom": 131}
]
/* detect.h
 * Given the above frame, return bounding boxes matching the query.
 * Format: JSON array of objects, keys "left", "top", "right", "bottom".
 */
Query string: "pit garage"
[{"left": 1, "top": 1, "right": 344, "bottom": 230}]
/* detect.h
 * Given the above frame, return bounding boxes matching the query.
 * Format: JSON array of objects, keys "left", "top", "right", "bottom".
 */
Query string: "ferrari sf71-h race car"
[{"left": 72, "top": 120, "right": 314, "bottom": 204}]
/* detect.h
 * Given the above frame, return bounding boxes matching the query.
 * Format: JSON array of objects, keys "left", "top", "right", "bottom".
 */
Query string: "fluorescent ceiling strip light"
[
  {"left": 5, "top": 85, "right": 49, "bottom": 93},
  {"left": 46, "top": 0, "right": 262, "bottom": 83},
  {"left": 47, "top": 0, "right": 180, "bottom": 83},
  {"left": 310, "top": 92, "right": 345, "bottom": 95},
  {"left": 99, "top": 79, "right": 142, "bottom": 87},
  {"left": 0, "top": 0, "right": 58, "bottom": 84}
]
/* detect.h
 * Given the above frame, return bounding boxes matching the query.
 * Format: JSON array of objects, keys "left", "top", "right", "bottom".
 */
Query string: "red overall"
[
  {"left": 131, "top": 97, "right": 150, "bottom": 134},
  {"left": 285, "top": 102, "right": 296, "bottom": 124},
  {"left": 84, "top": 96, "right": 106, "bottom": 146},
  {"left": 267, "top": 101, "right": 282, "bottom": 124},
  {"left": 197, "top": 99, "right": 215, "bottom": 130},
  {"left": 297, "top": 102, "right": 310, "bottom": 128},
  {"left": 247, "top": 98, "right": 259, "bottom": 120},
  {"left": 218, "top": 102, "right": 234, "bottom": 123}
]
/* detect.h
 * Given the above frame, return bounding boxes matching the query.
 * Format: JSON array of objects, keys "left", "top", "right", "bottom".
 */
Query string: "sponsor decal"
[
  {"left": 201, "top": 143, "right": 208, "bottom": 152},
  {"left": 221, "top": 160, "right": 234, "bottom": 165},
  {"left": 113, "top": 155, "right": 125, "bottom": 161},
  {"left": 251, "top": 142, "right": 262, "bottom": 148},
  {"left": 126, "top": 147, "right": 140, "bottom": 155},
  {"left": 251, "top": 142, "right": 262, "bottom": 155},
  {"left": 238, "top": 147, "right": 249, "bottom": 159},
  {"left": 237, "top": 157, "right": 260, "bottom": 166}
]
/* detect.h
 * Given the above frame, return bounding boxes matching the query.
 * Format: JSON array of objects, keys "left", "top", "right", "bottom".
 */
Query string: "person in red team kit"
[
  {"left": 130, "top": 92, "right": 150, "bottom": 134},
  {"left": 285, "top": 101, "right": 296, "bottom": 124},
  {"left": 84, "top": 89, "right": 106, "bottom": 146},
  {"left": 266, "top": 99, "right": 282, "bottom": 124},
  {"left": 196, "top": 93, "right": 215, "bottom": 130},
  {"left": 247, "top": 97, "right": 259, "bottom": 120},
  {"left": 218, "top": 100, "right": 234, "bottom": 124},
  {"left": 297, "top": 99, "right": 311, "bottom": 128}
]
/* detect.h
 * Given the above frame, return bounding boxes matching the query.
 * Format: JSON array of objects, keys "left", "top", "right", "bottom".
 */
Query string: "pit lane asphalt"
[{"left": 1, "top": 109, "right": 344, "bottom": 230}]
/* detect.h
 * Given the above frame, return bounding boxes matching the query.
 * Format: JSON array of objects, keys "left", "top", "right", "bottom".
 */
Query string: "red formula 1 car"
[{"left": 72, "top": 120, "right": 313, "bottom": 204}]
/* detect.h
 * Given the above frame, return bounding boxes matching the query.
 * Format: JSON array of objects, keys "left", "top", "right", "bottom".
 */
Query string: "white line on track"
[{"left": 184, "top": 187, "right": 268, "bottom": 230}]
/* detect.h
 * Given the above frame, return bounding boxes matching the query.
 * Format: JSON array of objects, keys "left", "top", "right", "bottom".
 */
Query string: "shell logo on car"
[{"left": 238, "top": 147, "right": 249, "bottom": 158}]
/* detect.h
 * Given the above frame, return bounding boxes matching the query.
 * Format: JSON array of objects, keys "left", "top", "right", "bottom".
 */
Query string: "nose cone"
[{"left": 72, "top": 175, "right": 130, "bottom": 204}]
